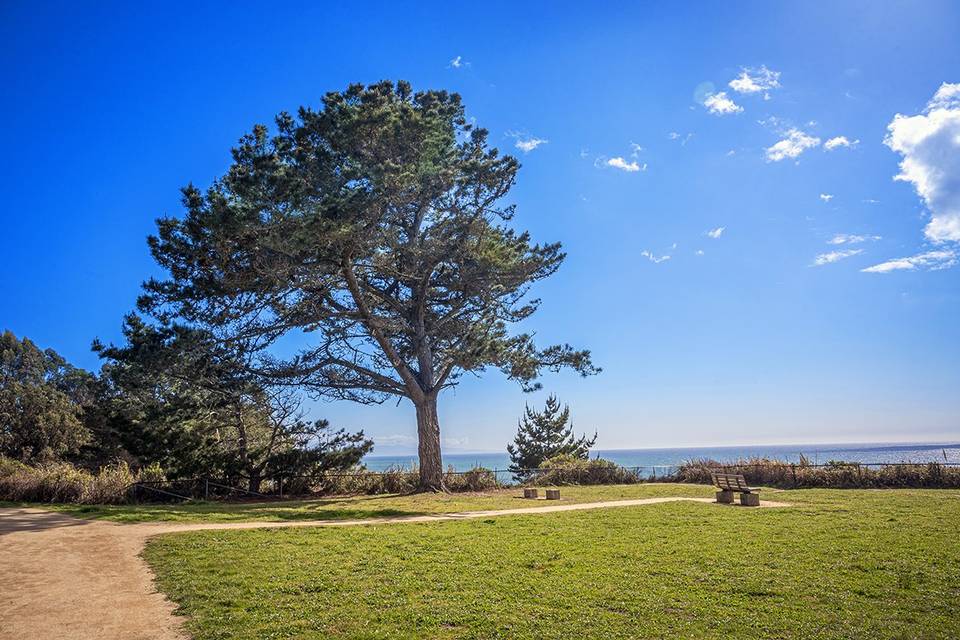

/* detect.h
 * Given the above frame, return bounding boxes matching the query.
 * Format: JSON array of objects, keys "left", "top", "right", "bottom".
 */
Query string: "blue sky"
[{"left": 2, "top": 1, "right": 958, "bottom": 453}]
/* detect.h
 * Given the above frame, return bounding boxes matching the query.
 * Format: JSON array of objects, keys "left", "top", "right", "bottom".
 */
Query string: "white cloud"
[
  {"left": 706, "top": 226, "right": 725, "bottom": 239},
  {"left": 884, "top": 82, "right": 960, "bottom": 242},
  {"left": 515, "top": 137, "right": 547, "bottom": 153},
  {"left": 442, "top": 436, "right": 470, "bottom": 448},
  {"left": 376, "top": 434, "right": 417, "bottom": 446},
  {"left": 607, "top": 157, "right": 645, "bottom": 172},
  {"left": 729, "top": 65, "right": 781, "bottom": 98},
  {"left": 703, "top": 91, "right": 743, "bottom": 115},
  {"left": 820, "top": 193, "right": 834, "bottom": 202},
  {"left": 507, "top": 131, "right": 547, "bottom": 153},
  {"left": 861, "top": 249, "right": 957, "bottom": 273},
  {"left": 827, "top": 233, "right": 881, "bottom": 245},
  {"left": 630, "top": 142, "right": 644, "bottom": 157},
  {"left": 668, "top": 132, "right": 694, "bottom": 145},
  {"left": 812, "top": 249, "right": 863, "bottom": 266},
  {"left": 766, "top": 128, "right": 821, "bottom": 162},
  {"left": 449, "top": 55, "right": 466, "bottom": 69},
  {"left": 640, "top": 250, "right": 671, "bottom": 264},
  {"left": 824, "top": 136, "right": 859, "bottom": 150},
  {"left": 695, "top": 249, "right": 705, "bottom": 256}
]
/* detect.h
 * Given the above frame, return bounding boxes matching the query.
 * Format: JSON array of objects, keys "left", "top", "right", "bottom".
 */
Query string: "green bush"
[
  {"left": 530, "top": 455, "right": 642, "bottom": 486},
  {"left": 444, "top": 466, "right": 499, "bottom": 492}
]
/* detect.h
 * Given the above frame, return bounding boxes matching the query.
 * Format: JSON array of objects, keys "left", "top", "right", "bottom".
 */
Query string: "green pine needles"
[{"left": 507, "top": 394, "right": 597, "bottom": 480}]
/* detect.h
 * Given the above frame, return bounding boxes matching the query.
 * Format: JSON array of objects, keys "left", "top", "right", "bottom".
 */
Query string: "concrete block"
[
  {"left": 546, "top": 489, "right": 561, "bottom": 500},
  {"left": 716, "top": 490, "right": 735, "bottom": 504},
  {"left": 523, "top": 488, "right": 539, "bottom": 499},
  {"left": 740, "top": 492, "right": 760, "bottom": 507}
]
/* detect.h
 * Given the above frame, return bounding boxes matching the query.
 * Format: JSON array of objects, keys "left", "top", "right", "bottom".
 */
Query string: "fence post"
[{"left": 204, "top": 477, "right": 209, "bottom": 500}]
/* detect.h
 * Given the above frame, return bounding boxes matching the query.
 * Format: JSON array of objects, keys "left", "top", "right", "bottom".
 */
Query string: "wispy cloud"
[
  {"left": 812, "top": 249, "right": 863, "bottom": 266},
  {"left": 606, "top": 157, "right": 645, "bottom": 172},
  {"left": 506, "top": 131, "right": 547, "bottom": 153},
  {"left": 862, "top": 249, "right": 957, "bottom": 273},
  {"left": 640, "top": 250, "right": 671, "bottom": 264},
  {"left": 515, "top": 137, "right": 547, "bottom": 153},
  {"left": 766, "top": 128, "right": 821, "bottom": 162},
  {"left": 824, "top": 136, "right": 859, "bottom": 150},
  {"left": 884, "top": 82, "right": 960, "bottom": 243},
  {"left": 703, "top": 91, "right": 743, "bottom": 115},
  {"left": 820, "top": 193, "right": 834, "bottom": 202},
  {"left": 728, "top": 65, "right": 781, "bottom": 99},
  {"left": 448, "top": 55, "right": 468, "bottom": 69},
  {"left": 668, "top": 132, "right": 694, "bottom": 145},
  {"left": 828, "top": 233, "right": 881, "bottom": 245},
  {"left": 376, "top": 434, "right": 416, "bottom": 446},
  {"left": 705, "top": 226, "right": 725, "bottom": 239}
]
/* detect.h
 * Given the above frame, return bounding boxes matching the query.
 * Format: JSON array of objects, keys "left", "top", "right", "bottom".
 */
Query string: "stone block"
[{"left": 740, "top": 492, "right": 760, "bottom": 507}]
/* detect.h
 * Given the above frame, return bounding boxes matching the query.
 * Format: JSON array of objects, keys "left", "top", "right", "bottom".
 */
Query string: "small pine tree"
[{"left": 507, "top": 395, "right": 597, "bottom": 480}]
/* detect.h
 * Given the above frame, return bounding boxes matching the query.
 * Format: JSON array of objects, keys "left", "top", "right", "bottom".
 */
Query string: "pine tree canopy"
[
  {"left": 139, "top": 81, "right": 598, "bottom": 489},
  {"left": 507, "top": 394, "right": 597, "bottom": 479}
]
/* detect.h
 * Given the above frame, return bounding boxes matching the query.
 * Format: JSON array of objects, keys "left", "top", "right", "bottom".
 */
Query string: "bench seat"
[{"left": 711, "top": 472, "right": 761, "bottom": 506}]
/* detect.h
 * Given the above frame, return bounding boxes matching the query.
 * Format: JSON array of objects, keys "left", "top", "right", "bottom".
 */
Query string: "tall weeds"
[
  {"left": 0, "top": 457, "right": 155, "bottom": 504},
  {"left": 673, "top": 457, "right": 960, "bottom": 489}
]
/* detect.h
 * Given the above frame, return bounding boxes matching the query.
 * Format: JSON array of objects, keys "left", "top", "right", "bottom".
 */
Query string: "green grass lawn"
[
  {"left": 25, "top": 483, "right": 712, "bottom": 523},
  {"left": 144, "top": 487, "right": 960, "bottom": 639}
]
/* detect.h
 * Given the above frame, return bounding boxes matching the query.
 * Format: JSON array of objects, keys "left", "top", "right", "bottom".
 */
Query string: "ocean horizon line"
[{"left": 365, "top": 439, "right": 960, "bottom": 459}]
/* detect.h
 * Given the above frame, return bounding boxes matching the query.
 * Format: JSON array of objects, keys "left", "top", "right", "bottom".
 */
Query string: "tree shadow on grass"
[{"left": 57, "top": 493, "right": 439, "bottom": 523}]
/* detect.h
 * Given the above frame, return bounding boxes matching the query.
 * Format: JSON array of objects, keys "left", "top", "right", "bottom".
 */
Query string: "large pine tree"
[
  {"left": 141, "top": 81, "right": 598, "bottom": 490},
  {"left": 507, "top": 395, "right": 596, "bottom": 480}
]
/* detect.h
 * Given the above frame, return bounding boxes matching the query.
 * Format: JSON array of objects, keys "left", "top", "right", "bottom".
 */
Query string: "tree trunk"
[
  {"left": 248, "top": 470, "right": 262, "bottom": 494},
  {"left": 415, "top": 395, "right": 444, "bottom": 491}
]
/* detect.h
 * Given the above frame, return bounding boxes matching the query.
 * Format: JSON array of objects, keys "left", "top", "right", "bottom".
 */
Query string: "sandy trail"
[{"left": 0, "top": 496, "right": 789, "bottom": 639}]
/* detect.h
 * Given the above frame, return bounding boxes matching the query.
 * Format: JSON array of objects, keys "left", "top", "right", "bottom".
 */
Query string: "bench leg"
[
  {"left": 716, "top": 490, "right": 734, "bottom": 504},
  {"left": 739, "top": 492, "right": 760, "bottom": 507}
]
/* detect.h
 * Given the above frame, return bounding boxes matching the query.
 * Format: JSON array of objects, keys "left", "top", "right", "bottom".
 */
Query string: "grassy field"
[
  {"left": 144, "top": 487, "right": 960, "bottom": 639},
  {"left": 21, "top": 483, "right": 712, "bottom": 522}
]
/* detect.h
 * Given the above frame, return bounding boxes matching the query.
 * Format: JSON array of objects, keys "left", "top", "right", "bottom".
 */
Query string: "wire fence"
[{"left": 126, "top": 460, "right": 960, "bottom": 503}]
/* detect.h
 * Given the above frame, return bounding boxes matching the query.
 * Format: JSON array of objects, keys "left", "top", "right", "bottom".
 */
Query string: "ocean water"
[{"left": 362, "top": 442, "right": 960, "bottom": 473}]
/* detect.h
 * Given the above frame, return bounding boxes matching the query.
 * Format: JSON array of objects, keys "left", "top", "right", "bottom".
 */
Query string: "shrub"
[
  {"left": 138, "top": 462, "right": 167, "bottom": 485},
  {"left": 0, "top": 456, "right": 169, "bottom": 504},
  {"left": 82, "top": 461, "right": 136, "bottom": 504},
  {"left": 530, "top": 455, "right": 642, "bottom": 486},
  {"left": 672, "top": 457, "right": 960, "bottom": 489},
  {"left": 444, "top": 466, "right": 499, "bottom": 492}
]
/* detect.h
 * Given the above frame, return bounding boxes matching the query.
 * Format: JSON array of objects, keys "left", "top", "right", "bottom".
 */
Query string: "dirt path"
[{"left": 0, "top": 496, "right": 789, "bottom": 639}]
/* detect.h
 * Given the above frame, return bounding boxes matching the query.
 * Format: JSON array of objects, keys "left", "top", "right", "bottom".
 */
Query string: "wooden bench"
[{"left": 711, "top": 472, "right": 761, "bottom": 506}]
